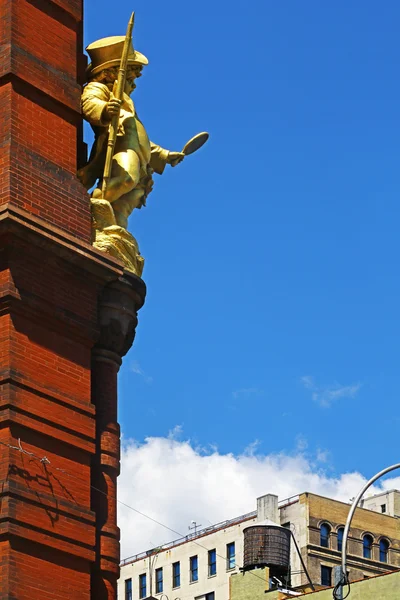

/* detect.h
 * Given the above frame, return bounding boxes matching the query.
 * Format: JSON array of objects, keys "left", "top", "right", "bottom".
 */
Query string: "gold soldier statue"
[{"left": 78, "top": 14, "right": 208, "bottom": 276}]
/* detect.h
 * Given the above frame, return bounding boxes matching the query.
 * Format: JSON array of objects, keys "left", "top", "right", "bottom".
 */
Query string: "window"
[
  {"left": 227, "top": 542, "right": 235, "bottom": 569},
  {"left": 190, "top": 555, "right": 198, "bottom": 582},
  {"left": 380, "top": 539, "right": 389, "bottom": 563},
  {"left": 139, "top": 574, "right": 146, "bottom": 599},
  {"left": 125, "top": 578, "right": 132, "bottom": 600},
  {"left": 320, "top": 523, "right": 331, "bottom": 548},
  {"left": 337, "top": 527, "right": 344, "bottom": 552},
  {"left": 155, "top": 567, "right": 163, "bottom": 593},
  {"left": 321, "top": 565, "right": 332, "bottom": 587},
  {"left": 205, "top": 594, "right": 215, "bottom": 600},
  {"left": 172, "top": 561, "right": 180, "bottom": 588},
  {"left": 381, "top": 504, "right": 386, "bottom": 514},
  {"left": 208, "top": 549, "right": 216, "bottom": 576},
  {"left": 363, "top": 534, "right": 373, "bottom": 559}
]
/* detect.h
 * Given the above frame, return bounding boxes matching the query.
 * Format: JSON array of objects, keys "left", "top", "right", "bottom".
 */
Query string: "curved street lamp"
[{"left": 333, "top": 462, "right": 400, "bottom": 599}]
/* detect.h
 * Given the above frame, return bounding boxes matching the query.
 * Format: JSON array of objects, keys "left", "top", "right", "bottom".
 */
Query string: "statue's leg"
[
  {"left": 112, "top": 188, "right": 145, "bottom": 229},
  {"left": 103, "top": 149, "right": 141, "bottom": 204}
]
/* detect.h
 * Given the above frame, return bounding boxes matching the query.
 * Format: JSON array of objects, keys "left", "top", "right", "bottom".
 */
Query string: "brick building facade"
[{"left": 0, "top": 1, "right": 144, "bottom": 598}]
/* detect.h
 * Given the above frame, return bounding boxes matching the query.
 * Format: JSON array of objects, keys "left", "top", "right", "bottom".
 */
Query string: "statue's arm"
[
  {"left": 81, "top": 83, "right": 111, "bottom": 127},
  {"left": 150, "top": 143, "right": 185, "bottom": 174},
  {"left": 150, "top": 143, "right": 170, "bottom": 175}
]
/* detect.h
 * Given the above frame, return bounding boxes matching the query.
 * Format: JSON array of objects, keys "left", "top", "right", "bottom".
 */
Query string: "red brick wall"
[
  {"left": 0, "top": 0, "right": 90, "bottom": 240},
  {"left": 0, "top": 215, "right": 125, "bottom": 598},
  {"left": 0, "top": 1, "right": 108, "bottom": 597},
  {"left": 5, "top": 538, "right": 91, "bottom": 600},
  {"left": 0, "top": 1, "right": 131, "bottom": 597}
]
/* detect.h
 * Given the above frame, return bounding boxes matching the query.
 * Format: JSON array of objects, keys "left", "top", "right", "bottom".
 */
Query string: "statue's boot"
[{"left": 111, "top": 188, "right": 146, "bottom": 229}]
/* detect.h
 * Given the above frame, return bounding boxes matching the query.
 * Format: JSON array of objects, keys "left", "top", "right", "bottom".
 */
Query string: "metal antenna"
[{"left": 188, "top": 521, "right": 202, "bottom": 536}]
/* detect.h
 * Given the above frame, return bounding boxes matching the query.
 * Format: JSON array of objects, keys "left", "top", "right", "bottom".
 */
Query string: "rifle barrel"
[{"left": 102, "top": 12, "right": 135, "bottom": 198}]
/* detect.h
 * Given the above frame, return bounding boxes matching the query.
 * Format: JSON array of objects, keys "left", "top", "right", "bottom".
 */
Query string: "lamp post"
[{"left": 334, "top": 462, "right": 400, "bottom": 599}]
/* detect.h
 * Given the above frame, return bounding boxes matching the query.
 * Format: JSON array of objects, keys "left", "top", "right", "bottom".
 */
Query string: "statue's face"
[
  {"left": 92, "top": 65, "right": 144, "bottom": 94},
  {"left": 126, "top": 65, "right": 143, "bottom": 94}
]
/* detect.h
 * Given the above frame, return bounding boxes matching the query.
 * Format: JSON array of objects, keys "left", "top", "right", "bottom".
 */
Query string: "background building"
[
  {"left": 282, "top": 489, "right": 400, "bottom": 588},
  {"left": 361, "top": 489, "right": 400, "bottom": 516},
  {"left": 119, "top": 489, "right": 400, "bottom": 599},
  {"left": 119, "top": 508, "right": 256, "bottom": 600}
]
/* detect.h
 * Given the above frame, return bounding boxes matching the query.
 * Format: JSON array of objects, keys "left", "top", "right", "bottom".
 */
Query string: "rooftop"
[
  {"left": 121, "top": 494, "right": 299, "bottom": 567},
  {"left": 120, "top": 510, "right": 256, "bottom": 566}
]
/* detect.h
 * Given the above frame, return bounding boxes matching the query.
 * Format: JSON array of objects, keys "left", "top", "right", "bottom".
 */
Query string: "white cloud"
[
  {"left": 168, "top": 424, "right": 184, "bottom": 440},
  {"left": 300, "top": 375, "right": 361, "bottom": 408},
  {"left": 130, "top": 360, "right": 153, "bottom": 384},
  {"left": 243, "top": 439, "right": 262, "bottom": 456},
  {"left": 295, "top": 434, "right": 308, "bottom": 452},
  {"left": 316, "top": 448, "right": 330, "bottom": 464},
  {"left": 301, "top": 375, "right": 315, "bottom": 390},
  {"left": 118, "top": 434, "right": 394, "bottom": 560}
]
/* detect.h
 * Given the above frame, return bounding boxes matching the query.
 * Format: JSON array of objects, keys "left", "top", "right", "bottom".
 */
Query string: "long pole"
[
  {"left": 290, "top": 530, "right": 315, "bottom": 591},
  {"left": 101, "top": 12, "right": 135, "bottom": 198},
  {"left": 334, "top": 462, "right": 400, "bottom": 599}
]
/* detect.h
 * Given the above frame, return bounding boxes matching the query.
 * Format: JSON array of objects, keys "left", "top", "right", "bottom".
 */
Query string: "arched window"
[
  {"left": 363, "top": 534, "right": 373, "bottom": 559},
  {"left": 337, "top": 527, "right": 344, "bottom": 552},
  {"left": 379, "top": 539, "right": 389, "bottom": 563},
  {"left": 320, "top": 523, "right": 331, "bottom": 548}
]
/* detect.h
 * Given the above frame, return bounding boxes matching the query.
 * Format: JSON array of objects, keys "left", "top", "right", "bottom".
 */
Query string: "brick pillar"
[
  {"left": 0, "top": 0, "right": 89, "bottom": 238},
  {"left": 91, "top": 275, "right": 145, "bottom": 598},
  {"left": 0, "top": 1, "right": 146, "bottom": 598}
]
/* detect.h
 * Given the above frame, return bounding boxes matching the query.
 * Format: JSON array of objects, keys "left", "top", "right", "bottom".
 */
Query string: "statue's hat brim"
[{"left": 85, "top": 36, "right": 148, "bottom": 77}]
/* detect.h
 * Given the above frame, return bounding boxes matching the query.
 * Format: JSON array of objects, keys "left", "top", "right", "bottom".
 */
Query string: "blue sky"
[{"left": 84, "top": 1, "right": 400, "bottom": 552}]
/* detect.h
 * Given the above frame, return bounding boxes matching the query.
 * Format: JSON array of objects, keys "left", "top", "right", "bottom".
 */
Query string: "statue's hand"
[
  {"left": 103, "top": 98, "right": 122, "bottom": 121},
  {"left": 167, "top": 152, "right": 185, "bottom": 167}
]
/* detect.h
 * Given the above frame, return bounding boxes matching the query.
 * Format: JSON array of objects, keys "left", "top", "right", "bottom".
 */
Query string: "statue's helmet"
[{"left": 85, "top": 36, "right": 148, "bottom": 78}]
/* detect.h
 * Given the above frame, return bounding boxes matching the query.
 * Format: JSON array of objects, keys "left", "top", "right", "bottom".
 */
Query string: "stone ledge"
[
  {"left": 0, "top": 522, "right": 95, "bottom": 562},
  {"left": 0, "top": 406, "right": 95, "bottom": 454},
  {"left": 0, "top": 375, "right": 95, "bottom": 416},
  {"left": 2, "top": 479, "right": 95, "bottom": 525},
  {"left": 0, "top": 202, "right": 124, "bottom": 279}
]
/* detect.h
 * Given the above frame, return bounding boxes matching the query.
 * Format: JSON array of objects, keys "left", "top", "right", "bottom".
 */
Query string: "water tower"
[{"left": 243, "top": 519, "right": 291, "bottom": 579}]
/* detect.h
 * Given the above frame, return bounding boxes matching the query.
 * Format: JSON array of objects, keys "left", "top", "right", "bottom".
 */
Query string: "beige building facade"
[
  {"left": 283, "top": 490, "right": 400, "bottom": 588},
  {"left": 118, "top": 510, "right": 257, "bottom": 600},
  {"left": 118, "top": 489, "right": 400, "bottom": 600}
]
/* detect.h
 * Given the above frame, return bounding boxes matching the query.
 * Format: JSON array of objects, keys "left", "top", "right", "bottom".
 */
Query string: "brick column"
[
  {"left": 0, "top": 205, "right": 125, "bottom": 600},
  {"left": 0, "top": 0, "right": 89, "bottom": 239},
  {"left": 91, "top": 274, "right": 146, "bottom": 598},
  {"left": 0, "top": 0, "right": 146, "bottom": 598}
]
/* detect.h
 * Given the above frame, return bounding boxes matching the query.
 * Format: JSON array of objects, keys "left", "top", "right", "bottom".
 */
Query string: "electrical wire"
[
  {"left": 0, "top": 437, "right": 275, "bottom": 588},
  {"left": 1, "top": 437, "right": 319, "bottom": 591},
  {"left": 6, "top": 437, "right": 366, "bottom": 596},
  {"left": 333, "top": 572, "right": 351, "bottom": 599},
  {"left": 108, "top": 492, "right": 272, "bottom": 587}
]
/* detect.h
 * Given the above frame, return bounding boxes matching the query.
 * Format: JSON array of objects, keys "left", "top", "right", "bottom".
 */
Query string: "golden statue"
[{"left": 78, "top": 14, "right": 208, "bottom": 275}]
